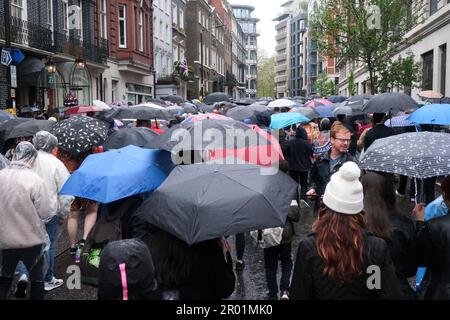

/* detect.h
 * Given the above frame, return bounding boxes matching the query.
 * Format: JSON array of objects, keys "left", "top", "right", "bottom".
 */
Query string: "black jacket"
[
  {"left": 364, "top": 124, "right": 395, "bottom": 151},
  {"left": 308, "top": 151, "right": 357, "bottom": 196},
  {"left": 416, "top": 213, "right": 450, "bottom": 299},
  {"left": 290, "top": 232, "right": 407, "bottom": 300},
  {"left": 388, "top": 214, "right": 417, "bottom": 299},
  {"left": 285, "top": 127, "right": 313, "bottom": 172}
]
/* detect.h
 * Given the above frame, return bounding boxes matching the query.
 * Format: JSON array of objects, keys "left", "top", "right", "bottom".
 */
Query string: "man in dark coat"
[
  {"left": 284, "top": 126, "right": 313, "bottom": 201},
  {"left": 364, "top": 113, "right": 395, "bottom": 151}
]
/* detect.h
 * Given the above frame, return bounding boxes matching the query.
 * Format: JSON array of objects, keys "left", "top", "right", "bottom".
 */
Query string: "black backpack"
[{"left": 80, "top": 196, "right": 143, "bottom": 286}]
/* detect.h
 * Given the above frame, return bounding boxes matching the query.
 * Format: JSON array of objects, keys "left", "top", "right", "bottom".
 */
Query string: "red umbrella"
[{"left": 66, "top": 105, "right": 104, "bottom": 115}]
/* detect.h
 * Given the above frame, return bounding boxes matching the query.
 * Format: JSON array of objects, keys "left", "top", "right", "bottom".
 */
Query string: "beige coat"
[{"left": 0, "top": 164, "right": 52, "bottom": 249}]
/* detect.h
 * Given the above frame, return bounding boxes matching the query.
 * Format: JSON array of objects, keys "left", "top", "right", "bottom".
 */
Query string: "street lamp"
[{"left": 46, "top": 58, "right": 57, "bottom": 74}]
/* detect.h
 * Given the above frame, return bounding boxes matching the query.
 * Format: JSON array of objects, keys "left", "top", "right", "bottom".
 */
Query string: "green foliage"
[
  {"left": 257, "top": 55, "right": 276, "bottom": 98},
  {"left": 316, "top": 73, "right": 336, "bottom": 97},
  {"left": 311, "top": 0, "right": 424, "bottom": 94},
  {"left": 348, "top": 70, "right": 356, "bottom": 96}
]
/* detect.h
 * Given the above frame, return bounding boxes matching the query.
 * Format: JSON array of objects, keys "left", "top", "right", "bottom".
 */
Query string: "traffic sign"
[{"left": 1, "top": 49, "right": 12, "bottom": 66}]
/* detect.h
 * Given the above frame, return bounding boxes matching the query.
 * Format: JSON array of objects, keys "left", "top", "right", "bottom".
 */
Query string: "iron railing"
[{"left": 53, "top": 32, "right": 109, "bottom": 65}]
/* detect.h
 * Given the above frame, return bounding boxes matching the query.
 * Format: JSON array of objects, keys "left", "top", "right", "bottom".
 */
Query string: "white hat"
[{"left": 323, "top": 162, "right": 364, "bottom": 214}]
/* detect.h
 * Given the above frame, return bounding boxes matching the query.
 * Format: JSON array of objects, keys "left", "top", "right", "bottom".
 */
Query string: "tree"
[
  {"left": 316, "top": 73, "right": 336, "bottom": 97},
  {"left": 348, "top": 70, "right": 356, "bottom": 96},
  {"left": 257, "top": 54, "right": 276, "bottom": 98},
  {"left": 378, "top": 52, "right": 421, "bottom": 95},
  {"left": 311, "top": 0, "right": 424, "bottom": 94}
]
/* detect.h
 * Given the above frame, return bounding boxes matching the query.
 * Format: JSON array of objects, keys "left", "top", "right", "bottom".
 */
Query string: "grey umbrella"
[
  {"left": 161, "top": 95, "right": 185, "bottom": 105},
  {"left": 204, "top": 92, "right": 232, "bottom": 105},
  {"left": 7, "top": 119, "right": 55, "bottom": 140},
  {"left": 115, "top": 106, "right": 171, "bottom": 120},
  {"left": 103, "top": 127, "right": 158, "bottom": 150},
  {"left": 341, "top": 94, "right": 372, "bottom": 112},
  {"left": 290, "top": 107, "right": 320, "bottom": 120},
  {"left": 225, "top": 104, "right": 268, "bottom": 121},
  {"left": 132, "top": 164, "right": 297, "bottom": 244},
  {"left": 181, "top": 103, "right": 199, "bottom": 114},
  {"left": 362, "top": 93, "right": 418, "bottom": 114},
  {"left": 359, "top": 132, "right": 450, "bottom": 179},
  {"left": 166, "top": 105, "right": 184, "bottom": 115}
]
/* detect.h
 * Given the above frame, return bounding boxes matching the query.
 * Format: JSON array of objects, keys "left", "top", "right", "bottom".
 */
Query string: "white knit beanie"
[{"left": 323, "top": 162, "right": 364, "bottom": 214}]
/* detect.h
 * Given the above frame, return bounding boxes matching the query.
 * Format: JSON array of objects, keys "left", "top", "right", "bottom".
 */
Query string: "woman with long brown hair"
[
  {"left": 362, "top": 172, "right": 416, "bottom": 299},
  {"left": 290, "top": 162, "right": 405, "bottom": 299}
]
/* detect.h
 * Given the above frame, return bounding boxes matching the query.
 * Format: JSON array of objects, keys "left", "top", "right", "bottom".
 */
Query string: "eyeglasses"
[{"left": 334, "top": 137, "right": 351, "bottom": 143}]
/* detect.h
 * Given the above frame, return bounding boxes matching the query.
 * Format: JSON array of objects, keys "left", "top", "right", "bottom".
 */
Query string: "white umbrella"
[
  {"left": 134, "top": 103, "right": 166, "bottom": 110},
  {"left": 267, "top": 99, "right": 297, "bottom": 109},
  {"left": 93, "top": 100, "right": 111, "bottom": 110}
]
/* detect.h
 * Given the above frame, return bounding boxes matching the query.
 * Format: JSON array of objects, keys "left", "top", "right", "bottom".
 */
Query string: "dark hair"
[
  {"left": 278, "top": 160, "right": 289, "bottom": 173},
  {"left": 313, "top": 204, "right": 366, "bottom": 283},
  {"left": 320, "top": 118, "right": 331, "bottom": 131},
  {"left": 372, "top": 113, "right": 385, "bottom": 125},
  {"left": 441, "top": 175, "right": 450, "bottom": 202},
  {"left": 361, "top": 172, "right": 398, "bottom": 240}
]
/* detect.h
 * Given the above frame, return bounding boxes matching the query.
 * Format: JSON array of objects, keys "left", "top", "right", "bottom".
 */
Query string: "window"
[
  {"left": 119, "top": 4, "right": 127, "bottom": 48},
  {"left": 198, "top": 11, "right": 201, "bottom": 24},
  {"left": 46, "top": 0, "right": 53, "bottom": 29},
  {"left": 166, "top": 24, "right": 169, "bottom": 43},
  {"left": 11, "top": 0, "right": 22, "bottom": 19},
  {"left": 100, "top": 0, "right": 107, "bottom": 39},
  {"left": 179, "top": 10, "right": 184, "bottom": 30},
  {"left": 172, "top": 4, "right": 177, "bottom": 25},
  {"left": 430, "top": 0, "right": 438, "bottom": 16},
  {"left": 422, "top": 50, "right": 434, "bottom": 90},
  {"left": 173, "top": 44, "right": 179, "bottom": 62},
  {"left": 180, "top": 48, "right": 185, "bottom": 61},
  {"left": 138, "top": 10, "right": 144, "bottom": 51},
  {"left": 440, "top": 44, "right": 447, "bottom": 95},
  {"left": 62, "top": 0, "right": 69, "bottom": 36}
]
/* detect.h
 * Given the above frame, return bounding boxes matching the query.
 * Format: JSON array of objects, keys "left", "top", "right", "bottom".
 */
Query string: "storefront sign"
[{"left": 10, "top": 65, "right": 17, "bottom": 88}]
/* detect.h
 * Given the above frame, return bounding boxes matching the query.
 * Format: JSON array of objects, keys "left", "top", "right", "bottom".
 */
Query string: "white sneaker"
[{"left": 44, "top": 277, "right": 64, "bottom": 292}]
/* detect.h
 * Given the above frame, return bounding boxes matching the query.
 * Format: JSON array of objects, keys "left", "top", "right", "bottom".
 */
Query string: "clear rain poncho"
[
  {"left": 0, "top": 154, "right": 9, "bottom": 170},
  {"left": 32, "top": 131, "right": 58, "bottom": 153},
  {"left": 12, "top": 141, "right": 38, "bottom": 167}
]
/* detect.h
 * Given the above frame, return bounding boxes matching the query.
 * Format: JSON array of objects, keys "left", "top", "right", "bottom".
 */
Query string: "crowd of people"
[{"left": 1, "top": 101, "right": 450, "bottom": 301}]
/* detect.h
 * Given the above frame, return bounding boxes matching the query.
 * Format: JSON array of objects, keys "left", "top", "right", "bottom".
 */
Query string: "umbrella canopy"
[
  {"left": 182, "top": 113, "right": 233, "bottom": 123},
  {"left": 114, "top": 105, "right": 170, "bottom": 120},
  {"left": 204, "top": 92, "right": 232, "bottom": 105},
  {"left": 418, "top": 90, "right": 443, "bottom": 99},
  {"left": 342, "top": 95, "right": 372, "bottom": 112},
  {"left": 327, "top": 96, "right": 347, "bottom": 103},
  {"left": 181, "top": 103, "right": 199, "bottom": 114},
  {"left": 0, "top": 110, "right": 15, "bottom": 122},
  {"left": 93, "top": 100, "right": 111, "bottom": 110},
  {"left": 359, "top": 132, "right": 450, "bottom": 179},
  {"left": 145, "top": 118, "right": 283, "bottom": 166},
  {"left": 225, "top": 104, "right": 269, "bottom": 121},
  {"left": 267, "top": 99, "right": 297, "bottom": 109},
  {"left": 407, "top": 104, "right": 450, "bottom": 125},
  {"left": 144, "top": 98, "right": 168, "bottom": 107},
  {"left": 235, "top": 98, "right": 256, "bottom": 106},
  {"left": 0, "top": 118, "right": 30, "bottom": 147},
  {"left": 161, "top": 95, "right": 185, "bottom": 105},
  {"left": 66, "top": 105, "right": 104, "bottom": 115},
  {"left": 103, "top": 127, "right": 158, "bottom": 150},
  {"left": 289, "top": 107, "right": 320, "bottom": 120},
  {"left": 440, "top": 97, "right": 450, "bottom": 104},
  {"left": 269, "top": 112, "right": 310, "bottom": 129},
  {"left": 60, "top": 145, "right": 174, "bottom": 203},
  {"left": 384, "top": 114, "right": 415, "bottom": 127},
  {"left": 166, "top": 105, "right": 184, "bottom": 115},
  {"left": 19, "top": 106, "right": 40, "bottom": 114},
  {"left": 314, "top": 105, "right": 336, "bottom": 118},
  {"left": 362, "top": 93, "right": 418, "bottom": 114},
  {"left": 132, "top": 163, "right": 297, "bottom": 244},
  {"left": 304, "top": 99, "right": 332, "bottom": 109},
  {"left": 51, "top": 115, "right": 109, "bottom": 155},
  {"left": 7, "top": 119, "right": 54, "bottom": 140}
]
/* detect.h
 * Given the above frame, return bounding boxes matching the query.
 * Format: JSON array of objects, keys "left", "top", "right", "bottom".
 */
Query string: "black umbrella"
[
  {"left": 343, "top": 94, "right": 373, "bottom": 111},
  {"left": 359, "top": 132, "right": 450, "bottom": 179},
  {"left": 51, "top": 115, "right": 109, "bottom": 155},
  {"left": 362, "top": 93, "right": 418, "bottom": 114},
  {"left": 161, "top": 95, "right": 185, "bottom": 105},
  {"left": 328, "top": 95, "right": 347, "bottom": 103},
  {"left": 0, "top": 118, "right": 30, "bottom": 152},
  {"left": 165, "top": 105, "right": 184, "bottom": 115},
  {"left": 7, "top": 119, "right": 54, "bottom": 140},
  {"left": 114, "top": 105, "right": 171, "bottom": 120},
  {"left": 226, "top": 104, "right": 269, "bottom": 121},
  {"left": 19, "top": 106, "right": 40, "bottom": 114},
  {"left": 132, "top": 164, "right": 297, "bottom": 244},
  {"left": 103, "top": 127, "right": 158, "bottom": 150},
  {"left": 204, "top": 92, "right": 232, "bottom": 105}
]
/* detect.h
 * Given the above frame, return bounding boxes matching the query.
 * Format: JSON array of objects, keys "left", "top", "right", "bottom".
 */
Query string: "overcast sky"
[{"left": 228, "top": 0, "right": 287, "bottom": 57}]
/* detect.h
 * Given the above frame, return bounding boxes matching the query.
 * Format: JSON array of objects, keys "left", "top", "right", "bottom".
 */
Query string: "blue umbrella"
[
  {"left": 315, "top": 105, "right": 336, "bottom": 118},
  {"left": 327, "top": 95, "right": 347, "bottom": 103},
  {"left": 407, "top": 104, "right": 450, "bottom": 125},
  {"left": 269, "top": 112, "right": 310, "bottom": 129},
  {"left": 0, "top": 110, "right": 15, "bottom": 121},
  {"left": 60, "top": 145, "right": 175, "bottom": 203}
]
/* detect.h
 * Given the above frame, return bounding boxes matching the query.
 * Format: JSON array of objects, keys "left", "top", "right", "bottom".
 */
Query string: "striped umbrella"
[
  {"left": 384, "top": 114, "right": 415, "bottom": 127},
  {"left": 359, "top": 132, "right": 450, "bottom": 179}
]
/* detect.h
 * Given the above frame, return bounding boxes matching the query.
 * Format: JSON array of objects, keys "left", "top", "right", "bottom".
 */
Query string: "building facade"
[
  {"left": 0, "top": 0, "right": 109, "bottom": 113},
  {"left": 171, "top": 0, "right": 187, "bottom": 98},
  {"left": 231, "top": 11, "right": 246, "bottom": 101},
  {"left": 231, "top": 4, "right": 259, "bottom": 99},
  {"left": 102, "top": 0, "right": 154, "bottom": 105},
  {"left": 274, "top": 7, "right": 290, "bottom": 99},
  {"left": 337, "top": 1, "right": 450, "bottom": 99},
  {"left": 289, "top": 13, "right": 306, "bottom": 97}
]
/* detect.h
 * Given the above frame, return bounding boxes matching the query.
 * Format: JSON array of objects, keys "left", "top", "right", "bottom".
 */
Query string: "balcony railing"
[
  {"left": 0, "top": 15, "right": 53, "bottom": 52},
  {"left": 53, "top": 32, "right": 109, "bottom": 65}
]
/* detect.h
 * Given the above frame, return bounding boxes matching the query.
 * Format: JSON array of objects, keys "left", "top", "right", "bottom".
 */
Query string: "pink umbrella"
[
  {"left": 182, "top": 113, "right": 233, "bottom": 123},
  {"left": 304, "top": 99, "right": 332, "bottom": 109},
  {"left": 66, "top": 105, "right": 104, "bottom": 115}
]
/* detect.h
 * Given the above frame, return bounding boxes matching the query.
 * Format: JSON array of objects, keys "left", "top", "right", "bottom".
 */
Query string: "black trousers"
[
  {"left": 0, "top": 244, "right": 45, "bottom": 300},
  {"left": 290, "top": 170, "right": 309, "bottom": 201}
]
